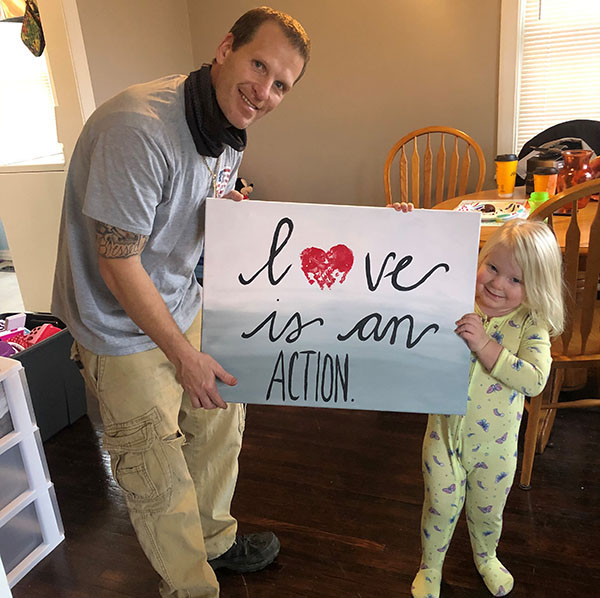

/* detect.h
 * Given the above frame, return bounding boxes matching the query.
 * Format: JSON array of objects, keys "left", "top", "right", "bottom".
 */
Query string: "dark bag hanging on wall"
[{"left": 21, "top": 0, "right": 45, "bottom": 57}]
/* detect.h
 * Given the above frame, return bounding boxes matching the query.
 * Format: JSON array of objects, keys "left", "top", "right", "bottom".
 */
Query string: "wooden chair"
[
  {"left": 520, "top": 178, "right": 600, "bottom": 489},
  {"left": 384, "top": 126, "right": 486, "bottom": 208}
]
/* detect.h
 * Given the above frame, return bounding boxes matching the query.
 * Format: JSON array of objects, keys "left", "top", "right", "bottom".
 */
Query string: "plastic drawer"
[
  {"left": 0, "top": 382, "right": 14, "bottom": 440},
  {"left": 0, "top": 502, "right": 44, "bottom": 575},
  {"left": 0, "top": 443, "right": 29, "bottom": 511}
]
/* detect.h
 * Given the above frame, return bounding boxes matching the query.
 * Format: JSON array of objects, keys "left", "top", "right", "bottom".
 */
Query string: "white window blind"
[
  {"left": 516, "top": 0, "right": 600, "bottom": 151},
  {"left": 0, "top": 20, "right": 64, "bottom": 167}
]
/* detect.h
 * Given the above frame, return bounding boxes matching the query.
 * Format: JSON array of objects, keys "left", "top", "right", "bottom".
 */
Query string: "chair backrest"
[
  {"left": 384, "top": 126, "right": 486, "bottom": 208},
  {"left": 528, "top": 178, "right": 600, "bottom": 357}
]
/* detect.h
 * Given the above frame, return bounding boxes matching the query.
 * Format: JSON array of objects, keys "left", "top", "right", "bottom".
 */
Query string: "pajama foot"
[
  {"left": 411, "top": 566, "right": 441, "bottom": 598},
  {"left": 476, "top": 557, "right": 514, "bottom": 596}
]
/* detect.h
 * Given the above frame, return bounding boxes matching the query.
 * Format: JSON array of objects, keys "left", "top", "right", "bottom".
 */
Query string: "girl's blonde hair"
[{"left": 478, "top": 219, "right": 564, "bottom": 336}]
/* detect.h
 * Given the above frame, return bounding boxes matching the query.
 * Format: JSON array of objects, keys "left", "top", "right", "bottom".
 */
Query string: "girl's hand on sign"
[
  {"left": 455, "top": 312, "right": 503, "bottom": 371},
  {"left": 454, "top": 312, "right": 489, "bottom": 352},
  {"left": 388, "top": 202, "right": 414, "bottom": 212}
]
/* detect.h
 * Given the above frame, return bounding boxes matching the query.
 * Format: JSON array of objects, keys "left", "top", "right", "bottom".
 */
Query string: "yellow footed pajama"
[
  {"left": 475, "top": 556, "right": 514, "bottom": 596},
  {"left": 411, "top": 566, "right": 441, "bottom": 598}
]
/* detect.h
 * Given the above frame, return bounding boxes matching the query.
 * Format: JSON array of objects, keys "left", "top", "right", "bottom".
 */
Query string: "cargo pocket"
[{"left": 102, "top": 409, "right": 180, "bottom": 512}]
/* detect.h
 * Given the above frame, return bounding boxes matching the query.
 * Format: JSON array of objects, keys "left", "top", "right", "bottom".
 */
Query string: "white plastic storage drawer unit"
[{"left": 0, "top": 356, "right": 64, "bottom": 588}]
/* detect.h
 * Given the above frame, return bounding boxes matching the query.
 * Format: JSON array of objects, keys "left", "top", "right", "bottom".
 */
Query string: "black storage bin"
[{"left": 1, "top": 313, "right": 86, "bottom": 441}]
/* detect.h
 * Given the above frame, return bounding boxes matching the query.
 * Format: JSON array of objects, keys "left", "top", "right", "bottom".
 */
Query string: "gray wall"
[
  {"left": 76, "top": 0, "right": 195, "bottom": 105},
  {"left": 75, "top": 0, "right": 501, "bottom": 206},
  {"left": 188, "top": 0, "right": 501, "bottom": 206}
]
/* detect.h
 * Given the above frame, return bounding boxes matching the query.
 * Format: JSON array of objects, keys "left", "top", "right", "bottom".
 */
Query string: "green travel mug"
[{"left": 528, "top": 191, "right": 550, "bottom": 216}]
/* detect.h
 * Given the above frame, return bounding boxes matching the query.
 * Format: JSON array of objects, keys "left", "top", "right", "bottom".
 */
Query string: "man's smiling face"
[{"left": 212, "top": 21, "right": 305, "bottom": 130}]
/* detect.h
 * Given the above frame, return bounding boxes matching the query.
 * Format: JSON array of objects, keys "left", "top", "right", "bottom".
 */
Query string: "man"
[{"left": 52, "top": 7, "right": 310, "bottom": 597}]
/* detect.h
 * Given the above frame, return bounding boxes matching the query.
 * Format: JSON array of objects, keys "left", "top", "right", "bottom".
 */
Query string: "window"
[
  {"left": 0, "top": 19, "right": 64, "bottom": 167},
  {"left": 498, "top": 0, "right": 600, "bottom": 154}
]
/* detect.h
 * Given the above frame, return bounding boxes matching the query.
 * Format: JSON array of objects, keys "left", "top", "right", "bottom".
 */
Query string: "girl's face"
[{"left": 476, "top": 244, "right": 525, "bottom": 317}]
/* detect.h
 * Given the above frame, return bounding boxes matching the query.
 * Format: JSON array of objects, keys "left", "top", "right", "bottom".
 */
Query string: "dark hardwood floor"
[{"left": 10, "top": 384, "right": 600, "bottom": 597}]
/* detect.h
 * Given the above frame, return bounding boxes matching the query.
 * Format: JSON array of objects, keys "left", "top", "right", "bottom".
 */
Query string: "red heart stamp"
[{"left": 300, "top": 244, "right": 354, "bottom": 289}]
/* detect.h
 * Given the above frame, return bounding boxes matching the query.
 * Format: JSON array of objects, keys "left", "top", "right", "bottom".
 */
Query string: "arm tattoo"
[{"left": 95, "top": 222, "right": 148, "bottom": 258}]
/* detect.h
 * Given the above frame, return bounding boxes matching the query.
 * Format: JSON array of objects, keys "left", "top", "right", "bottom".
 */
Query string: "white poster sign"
[{"left": 202, "top": 199, "right": 481, "bottom": 414}]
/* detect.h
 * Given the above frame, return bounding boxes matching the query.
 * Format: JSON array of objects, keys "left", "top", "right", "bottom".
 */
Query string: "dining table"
[{"left": 432, "top": 185, "right": 597, "bottom": 253}]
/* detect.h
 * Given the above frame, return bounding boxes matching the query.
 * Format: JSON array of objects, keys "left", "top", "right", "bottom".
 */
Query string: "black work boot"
[{"left": 208, "top": 532, "right": 280, "bottom": 573}]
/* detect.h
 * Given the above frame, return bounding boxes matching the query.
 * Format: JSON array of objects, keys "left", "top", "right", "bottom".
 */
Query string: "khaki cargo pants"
[{"left": 73, "top": 310, "right": 245, "bottom": 597}]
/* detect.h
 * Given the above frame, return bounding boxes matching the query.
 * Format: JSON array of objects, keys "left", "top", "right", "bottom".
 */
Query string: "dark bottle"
[{"left": 525, "top": 148, "right": 563, "bottom": 196}]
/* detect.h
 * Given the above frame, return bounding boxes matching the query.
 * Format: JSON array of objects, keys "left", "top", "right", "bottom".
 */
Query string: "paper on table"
[{"left": 455, "top": 199, "right": 529, "bottom": 225}]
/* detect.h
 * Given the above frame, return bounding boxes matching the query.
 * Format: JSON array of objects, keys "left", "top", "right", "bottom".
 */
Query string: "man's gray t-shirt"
[{"left": 52, "top": 74, "right": 242, "bottom": 355}]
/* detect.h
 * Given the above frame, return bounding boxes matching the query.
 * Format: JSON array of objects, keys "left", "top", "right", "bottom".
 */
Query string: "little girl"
[{"left": 411, "top": 219, "right": 564, "bottom": 598}]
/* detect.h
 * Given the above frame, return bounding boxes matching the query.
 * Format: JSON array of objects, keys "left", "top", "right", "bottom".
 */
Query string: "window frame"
[
  {"left": 497, "top": 0, "right": 524, "bottom": 156},
  {"left": 498, "top": 0, "right": 600, "bottom": 156},
  {"left": 0, "top": 0, "right": 95, "bottom": 174}
]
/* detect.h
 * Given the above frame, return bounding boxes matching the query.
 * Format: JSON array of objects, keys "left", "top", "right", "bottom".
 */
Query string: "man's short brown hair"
[{"left": 229, "top": 6, "right": 311, "bottom": 81}]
